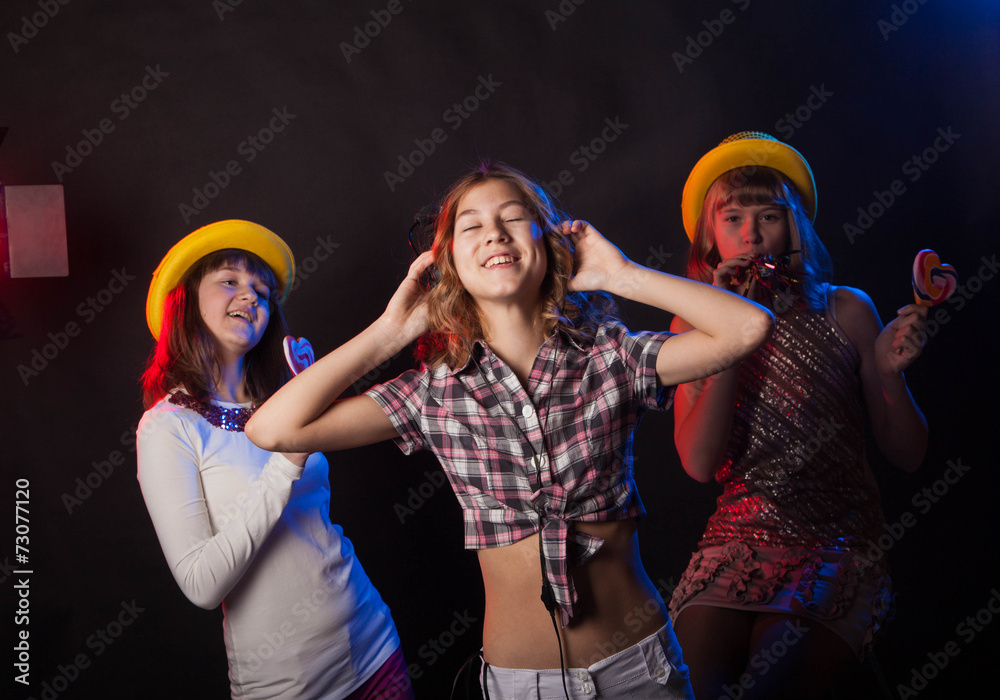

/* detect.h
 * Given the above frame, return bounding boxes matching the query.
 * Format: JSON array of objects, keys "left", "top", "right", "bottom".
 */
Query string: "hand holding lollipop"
[{"left": 875, "top": 248, "right": 957, "bottom": 373}]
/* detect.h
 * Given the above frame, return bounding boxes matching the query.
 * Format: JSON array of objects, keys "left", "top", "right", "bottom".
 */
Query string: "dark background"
[{"left": 1, "top": 1, "right": 997, "bottom": 698}]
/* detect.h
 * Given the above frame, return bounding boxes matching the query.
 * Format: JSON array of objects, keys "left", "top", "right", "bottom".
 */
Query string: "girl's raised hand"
[
  {"left": 380, "top": 250, "right": 434, "bottom": 342},
  {"left": 563, "top": 220, "right": 631, "bottom": 292},
  {"left": 875, "top": 303, "right": 928, "bottom": 374}
]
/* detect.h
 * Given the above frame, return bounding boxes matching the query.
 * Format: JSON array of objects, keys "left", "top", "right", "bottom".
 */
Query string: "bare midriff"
[{"left": 478, "top": 519, "right": 666, "bottom": 670}]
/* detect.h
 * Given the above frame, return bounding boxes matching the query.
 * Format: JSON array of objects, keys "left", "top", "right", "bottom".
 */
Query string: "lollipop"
[
  {"left": 911, "top": 249, "right": 958, "bottom": 307},
  {"left": 282, "top": 336, "right": 315, "bottom": 375}
]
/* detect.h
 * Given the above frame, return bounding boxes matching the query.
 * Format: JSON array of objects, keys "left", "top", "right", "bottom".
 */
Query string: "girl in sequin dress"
[
  {"left": 667, "top": 134, "right": 929, "bottom": 699},
  {"left": 137, "top": 220, "right": 412, "bottom": 700}
]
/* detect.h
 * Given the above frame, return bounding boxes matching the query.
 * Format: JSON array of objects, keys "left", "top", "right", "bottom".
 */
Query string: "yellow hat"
[
  {"left": 146, "top": 219, "right": 295, "bottom": 339},
  {"left": 681, "top": 131, "right": 817, "bottom": 241}
]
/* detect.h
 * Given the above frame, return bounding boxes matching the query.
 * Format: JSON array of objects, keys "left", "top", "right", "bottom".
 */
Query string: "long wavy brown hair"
[
  {"left": 686, "top": 166, "right": 832, "bottom": 311},
  {"left": 141, "top": 249, "right": 291, "bottom": 409},
  {"left": 415, "top": 162, "right": 619, "bottom": 369}
]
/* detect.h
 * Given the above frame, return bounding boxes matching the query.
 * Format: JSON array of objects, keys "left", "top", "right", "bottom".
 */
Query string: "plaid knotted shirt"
[{"left": 367, "top": 322, "right": 675, "bottom": 625}]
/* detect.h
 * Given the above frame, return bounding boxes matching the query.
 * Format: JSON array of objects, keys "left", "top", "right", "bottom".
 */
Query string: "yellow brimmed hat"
[
  {"left": 146, "top": 219, "right": 295, "bottom": 339},
  {"left": 681, "top": 131, "right": 817, "bottom": 241}
]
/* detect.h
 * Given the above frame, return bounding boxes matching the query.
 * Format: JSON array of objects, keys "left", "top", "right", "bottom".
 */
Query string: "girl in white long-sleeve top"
[{"left": 137, "top": 220, "right": 413, "bottom": 700}]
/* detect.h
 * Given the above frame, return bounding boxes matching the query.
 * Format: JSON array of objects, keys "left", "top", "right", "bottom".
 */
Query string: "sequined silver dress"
[{"left": 670, "top": 304, "right": 893, "bottom": 654}]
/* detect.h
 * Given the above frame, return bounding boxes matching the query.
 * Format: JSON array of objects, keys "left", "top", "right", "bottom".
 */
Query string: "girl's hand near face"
[
  {"left": 563, "top": 220, "right": 631, "bottom": 293},
  {"left": 378, "top": 250, "right": 434, "bottom": 345},
  {"left": 713, "top": 255, "right": 754, "bottom": 292},
  {"left": 246, "top": 253, "right": 435, "bottom": 455}
]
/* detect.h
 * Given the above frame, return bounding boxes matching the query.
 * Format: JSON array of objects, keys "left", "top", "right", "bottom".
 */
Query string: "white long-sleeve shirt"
[{"left": 138, "top": 393, "right": 399, "bottom": 699}]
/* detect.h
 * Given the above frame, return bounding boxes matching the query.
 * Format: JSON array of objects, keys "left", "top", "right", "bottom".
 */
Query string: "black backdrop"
[{"left": 1, "top": 2, "right": 997, "bottom": 698}]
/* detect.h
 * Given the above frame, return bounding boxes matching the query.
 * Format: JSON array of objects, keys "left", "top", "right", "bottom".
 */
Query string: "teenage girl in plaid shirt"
[{"left": 248, "top": 162, "right": 774, "bottom": 699}]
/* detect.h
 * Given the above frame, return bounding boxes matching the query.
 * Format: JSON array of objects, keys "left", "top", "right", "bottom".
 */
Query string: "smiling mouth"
[
  {"left": 484, "top": 255, "right": 517, "bottom": 268},
  {"left": 228, "top": 310, "right": 254, "bottom": 322}
]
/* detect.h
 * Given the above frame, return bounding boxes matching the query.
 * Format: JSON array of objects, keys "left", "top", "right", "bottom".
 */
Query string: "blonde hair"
[
  {"left": 415, "top": 161, "right": 618, "bottom": 368},
  {"left": 686, "top": 167, "right": 832, "bottom": 311}
]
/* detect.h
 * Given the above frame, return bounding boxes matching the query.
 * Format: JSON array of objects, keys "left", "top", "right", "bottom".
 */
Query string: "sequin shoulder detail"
[{"left": 168, "top": 392, "right": 254, "bottom": 432}]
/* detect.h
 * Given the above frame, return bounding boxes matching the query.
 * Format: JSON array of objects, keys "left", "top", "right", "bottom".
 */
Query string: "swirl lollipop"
[
  {"left": 282, "top": 336, "right": 315, "bottom": 375},
  {"left": 911, "top": 249, "right": 958, "bottom": 307}
]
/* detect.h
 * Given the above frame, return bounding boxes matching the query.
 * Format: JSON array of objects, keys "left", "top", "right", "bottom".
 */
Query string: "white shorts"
[{"left": 480, "top": 624, "right": 694, "bottom": 699}]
